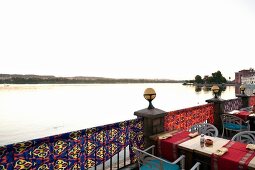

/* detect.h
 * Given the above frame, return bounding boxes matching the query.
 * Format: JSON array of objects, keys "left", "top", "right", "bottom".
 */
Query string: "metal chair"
[
  {"left": 220, "top": 114, "right": 250, "bottom": 137},
  {"left": 189, "top": 123, "right": 219, "bottom": 137},
  {"left": 134, "top": 145, "right": 201, "bottom": 170},
  {"left": 231, "top": 131, "right": 255, "bottom": 144}
]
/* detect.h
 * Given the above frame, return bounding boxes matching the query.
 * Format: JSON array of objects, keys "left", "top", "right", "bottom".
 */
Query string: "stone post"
[
  {"left": 134, "top": 108, "right": 166, "bottom": 149},
  {"left": 134, "top": 88, "right": 167, "bottom": 149},
  {"left": 236, "top": 93, "right": 249, "bottom": 108},
  {"left": 206, "top": 97, "right": 225, "bottom": 134},
  {"left": 236, "top": 84, "right": 249, "bottom": 108}
]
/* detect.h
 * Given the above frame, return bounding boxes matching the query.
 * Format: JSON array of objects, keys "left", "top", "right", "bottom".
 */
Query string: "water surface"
[{"left": 0, "top": 83, "right": 236, "bottom": 146}]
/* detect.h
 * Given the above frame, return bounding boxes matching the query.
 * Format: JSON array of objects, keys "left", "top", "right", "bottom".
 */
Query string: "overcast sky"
[{"left": 0, "top": 0, "right": 254, "bottom": 80}]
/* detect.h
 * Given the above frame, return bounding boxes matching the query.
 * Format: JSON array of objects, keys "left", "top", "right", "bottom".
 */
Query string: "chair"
[
  {"left": 220, "top": 114, "right": 250, "bottom": 137},
  {"left": 189, "top": 123, "right": 218, "bottom": 137},
  {"left": 231, "top": 131, "right": 255, "bottom": 144},
  {"left": 134, "top": 145, "right": 201, "bottom": 170}
]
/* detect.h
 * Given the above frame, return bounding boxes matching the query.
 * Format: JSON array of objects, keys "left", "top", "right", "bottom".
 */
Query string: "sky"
[{"left": 0, "top": 0, "right": 255, "bottom": 80}]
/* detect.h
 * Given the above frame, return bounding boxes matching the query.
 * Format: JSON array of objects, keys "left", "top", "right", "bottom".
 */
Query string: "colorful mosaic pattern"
[
  {"left": 249, "top": 96, "right": 255, "bottom": 107},
  {"left": 164, "top": 104, "right": 214, "bottom": 131},
  {"left": 128, "top": 119, "right": 145, "bottom": 164},
  {"left": 0, "top": 118, "right": 144, "bottom": 170},
  {"left": 222, "top": 98, "right": 243, "bottom": 113}
]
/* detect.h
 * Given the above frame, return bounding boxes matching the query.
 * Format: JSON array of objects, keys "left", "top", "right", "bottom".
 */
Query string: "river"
[{"left": 0, "top": 83, "right": 236, "bottom": 146}]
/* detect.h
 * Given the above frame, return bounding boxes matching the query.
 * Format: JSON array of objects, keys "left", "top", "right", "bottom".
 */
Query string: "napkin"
[
  {"left": 188, "top": 131, "right": 199, "bottom": 138},
  {"left": 246, "top": 144, "right": 255, "bottom": 150},
  {"left": 158, "top": 133, "right": 172, "bottom": 140},
  {"left": 228, "top": 110, "right": 240, "bottom": 114},
  {"left": 215, "top": 147, "right": 228, "bottom": 156}
]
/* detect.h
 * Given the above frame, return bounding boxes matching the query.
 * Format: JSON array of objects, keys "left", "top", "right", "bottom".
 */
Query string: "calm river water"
[{"left": 0, "top": 83, "right": 236, "bottom": 146}]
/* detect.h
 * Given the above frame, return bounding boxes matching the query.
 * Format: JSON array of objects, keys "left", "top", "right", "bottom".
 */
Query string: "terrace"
[{"left": 0, "top": 86, "right": 255, "bottom": 170}]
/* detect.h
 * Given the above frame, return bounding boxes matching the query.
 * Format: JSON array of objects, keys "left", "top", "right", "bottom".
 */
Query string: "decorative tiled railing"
[
  {"left": 222, "top": 98, "right": 243, "bottom": 113},
  {"left": 0, "top": 118, "right": 144, "bottom": 170},
  {"left": 164, "top": 104, "right": 214, "bottom": 131},
  {"left": 249, "top": 96, "right": 255, "bottom": 107}
]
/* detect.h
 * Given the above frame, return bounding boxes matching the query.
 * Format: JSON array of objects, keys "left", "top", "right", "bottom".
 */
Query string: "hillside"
[{"left": 0, "top": 74, "right": 182, "bottom": 84}]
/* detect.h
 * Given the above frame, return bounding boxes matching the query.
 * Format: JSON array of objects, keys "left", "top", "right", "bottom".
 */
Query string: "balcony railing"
[
  {"left": 0, "top": 118, "right": 144, "bottom": 170},
  {"left": 222, "top": 98, "right": 243, "bottom": 113},
  {"left": 1, "top": 95, "right": 253, "bottom": 169},
  {"left": 164, "top": 103, "right": 214, "bottom": 131},
  {"left": 249, "top": 96, "right": 255, "bottom": 107}
]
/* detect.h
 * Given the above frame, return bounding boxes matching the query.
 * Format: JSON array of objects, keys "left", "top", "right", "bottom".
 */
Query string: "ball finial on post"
[{"left": 144, "top": 88, "right": 156, "bottom": 109}]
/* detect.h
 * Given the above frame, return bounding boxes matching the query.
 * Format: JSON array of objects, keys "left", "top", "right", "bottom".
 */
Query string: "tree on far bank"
[
  {"left": 207, "top": 71, "right": 226, "bottom": 84},
  {"left": 195, "top": 75, "right": 204, "bottom": 84},
  {"left": 193, "top": 71, "right": 227, "bottom": 84}
]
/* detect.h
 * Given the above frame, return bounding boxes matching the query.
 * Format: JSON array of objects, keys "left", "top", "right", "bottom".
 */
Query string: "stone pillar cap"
[{"left": 134, "top": 108, "right": 166, "bottom": 118}]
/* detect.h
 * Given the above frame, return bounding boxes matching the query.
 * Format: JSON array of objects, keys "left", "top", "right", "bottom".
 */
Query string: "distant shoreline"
[
  {"left": 195, "top": 83, "right": 235, "bottom": 86},
  {"left": 0, "top": 81, "right": 183, "bottom": 84},
  {"left": 183, "top": 82, "right": 236, "bottom": 87},
  {"left": 0, "top": 73, "right": 184, "bottom": 84}
]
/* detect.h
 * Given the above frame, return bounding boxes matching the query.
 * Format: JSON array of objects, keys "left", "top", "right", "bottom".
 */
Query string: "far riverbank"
[
  {"left": 0, "top": 73, "right": 184, "bottom": 84},
  {"left": 183, "top": 83, "right": 236, "bottom": 87}
]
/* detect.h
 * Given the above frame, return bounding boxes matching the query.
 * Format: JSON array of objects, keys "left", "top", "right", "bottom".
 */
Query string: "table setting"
[{"left": 211, "top": 141, "right": 255, "bottom": 170}]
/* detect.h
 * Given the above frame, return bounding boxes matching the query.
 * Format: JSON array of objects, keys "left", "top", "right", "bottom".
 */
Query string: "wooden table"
[
  {"left": 226, "top": 110, "right": 252, "bottom": 121},
  {"left": 179, "top": 135, "right": 255, "bottom": 170},
  {"left": 149, "top": 130, "right": 179, "bottom": 156},
  {"left": 149, "top": 130, "right": 179, "bottom": 141},
  {"left": 226, "top": 109, "right": 255, "bottom": 132},
  {"left": 151, "top": 131, "right": 255, "bottom": 170},
  {"left": 178, "top": 136, "right": 229, "bottom": 169},
  {"left": 249, "top": 157, "right": 255, "bottom": 170}
]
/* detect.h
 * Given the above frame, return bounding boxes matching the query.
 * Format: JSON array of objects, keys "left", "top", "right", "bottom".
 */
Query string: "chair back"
[
  {"left": 189, "top": 123, "right": 218, "bottom": 137},
  {"left": 134, "top": 147, "right": 178, "bottom": 170},
  {"left": 231, "top": 131, "right": 255, "bottom": 144},
  {"left": 220, "top": 114, "right": 249, "bottom": 131},
  {"left": 134, "top": 146, "right": 200, "bottom": 170}
]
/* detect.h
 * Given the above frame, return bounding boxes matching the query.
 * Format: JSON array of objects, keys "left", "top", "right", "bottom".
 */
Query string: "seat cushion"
[
  {"left": 224, "top": 123, "right": 248, "bottom": 130},
  {"left": 141, "top": 159, "right": 180, "bottom": 170}
]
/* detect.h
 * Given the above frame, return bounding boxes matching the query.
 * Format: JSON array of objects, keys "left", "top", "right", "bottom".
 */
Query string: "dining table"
[
  {"left": 178, "top": 134, "right": 229, "bottom": 169},
  {"left": 227, "top": 109, "right": 252, "bottom": 121},
  {"left": 151, "top": 130, "right": 255, "bottom": 170},
  {"left": 211, "top": 141, "right": 255, "bottom": 170},
  {"left": 226, "top": 108, "right": 255, "bottom": 131}
]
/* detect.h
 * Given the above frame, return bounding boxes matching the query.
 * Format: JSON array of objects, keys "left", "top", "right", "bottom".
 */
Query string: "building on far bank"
[
  {"left": 235, "top": 68, "right": 255, "bottom": 84},
  {"left": 242, "top": 75, "right": 255, "bottom": 85}
]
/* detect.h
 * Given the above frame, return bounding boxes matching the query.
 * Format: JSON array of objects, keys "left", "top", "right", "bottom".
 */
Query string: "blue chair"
[
  {"left": 231, "top": 131, "right": 255, "bottom": 144},
  {"left": 134, "top": 145, "right": 201, "bottom": 170},
  {"left": 189, "top": 123, "right": 219, "bottom": 137},
  {"left": 221, "top": 114, "right": 250, "bottom": 137}
]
